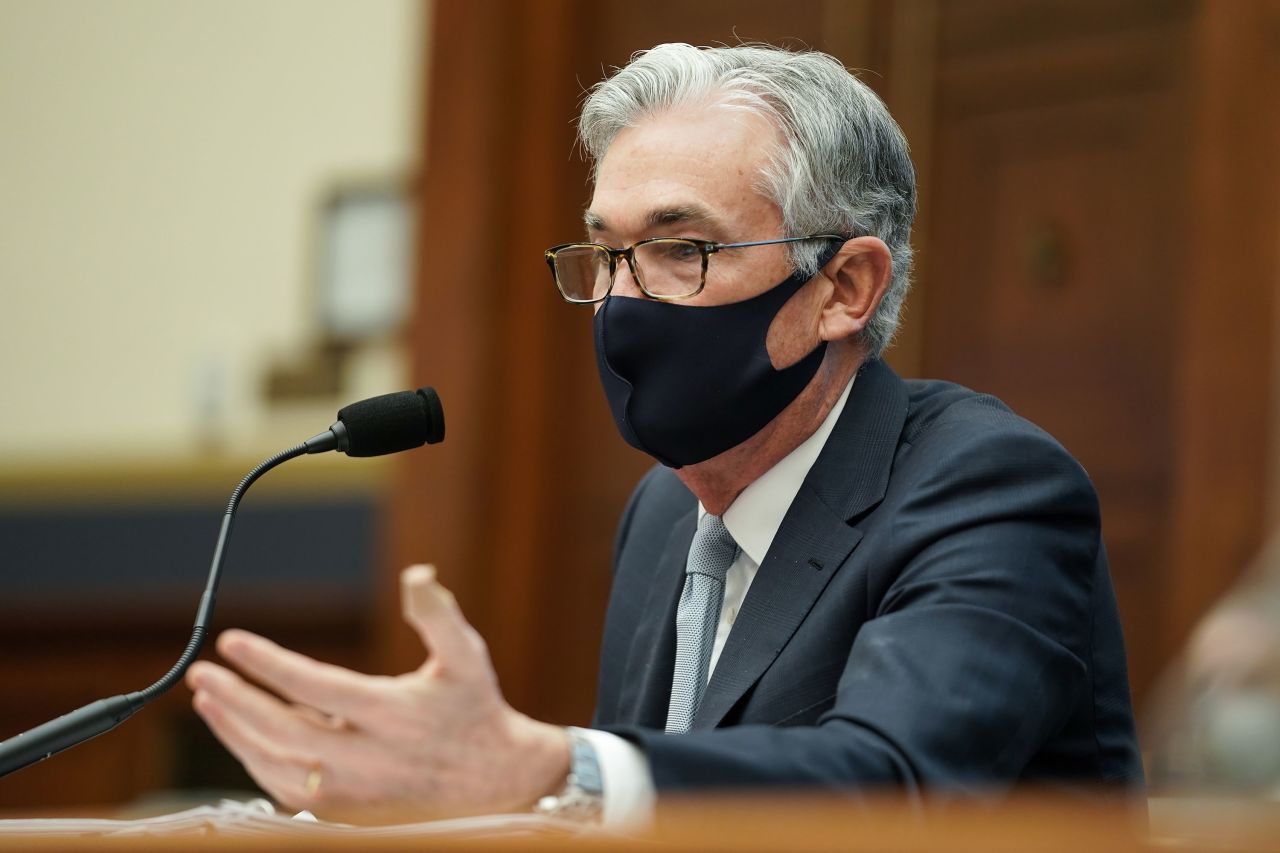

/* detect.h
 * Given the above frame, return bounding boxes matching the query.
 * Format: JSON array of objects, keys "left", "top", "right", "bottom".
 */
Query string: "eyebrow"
[{"left": 583, "top": 204, "right": 726, "bottom": 235}]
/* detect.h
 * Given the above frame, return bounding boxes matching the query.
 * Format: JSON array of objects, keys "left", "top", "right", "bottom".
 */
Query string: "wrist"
[
  {"left": 508, "top": 715, "right": 573, "bottom": 809},
  {"left": 534, "top": 727, "right": 604, "bottom": 822}
]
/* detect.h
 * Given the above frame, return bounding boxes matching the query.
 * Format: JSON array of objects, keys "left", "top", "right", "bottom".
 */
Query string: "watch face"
[{"left": 570, "top": 734, "right": 605, "bottom": 795}]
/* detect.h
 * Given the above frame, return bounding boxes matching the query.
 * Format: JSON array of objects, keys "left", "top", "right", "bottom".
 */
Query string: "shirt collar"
[{"left": 699, "top": 375, "right": 855, "bottom": 566}]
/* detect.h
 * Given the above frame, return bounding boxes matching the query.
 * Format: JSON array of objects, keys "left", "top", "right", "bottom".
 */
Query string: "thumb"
[{"left": 401, "top": 564, "right": 481, "bottom": 672}]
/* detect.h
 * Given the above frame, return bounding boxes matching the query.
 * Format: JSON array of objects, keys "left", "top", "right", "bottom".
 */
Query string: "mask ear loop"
[{"left": 773, "top": 239, "right": 847, "bottom": 364}]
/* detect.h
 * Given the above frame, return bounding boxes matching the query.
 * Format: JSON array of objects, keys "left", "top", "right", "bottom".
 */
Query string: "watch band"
[{"left": 534, "top": 727, "right": 604, "bottom": 822}]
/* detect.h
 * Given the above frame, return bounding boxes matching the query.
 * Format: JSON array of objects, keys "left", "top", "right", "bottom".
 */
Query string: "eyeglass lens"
[
  {"left": 553, "top": 239, "right": 705, "bottom": 301},
  {"left": 551, "top": 245, "right": 614, "bottom": 302}
]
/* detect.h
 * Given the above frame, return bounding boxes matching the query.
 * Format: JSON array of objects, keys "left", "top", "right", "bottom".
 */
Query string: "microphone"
[
  {"left": 0, "top": 387, "right": 445, "bottom": 779},
  {"left": 304, "top": 386, "right": 445, "bottom": 457}
]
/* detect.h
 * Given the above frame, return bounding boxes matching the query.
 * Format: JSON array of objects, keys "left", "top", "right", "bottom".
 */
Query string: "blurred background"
[{"left": 1, "top": 0, "right": 1278, "bottom": 810}]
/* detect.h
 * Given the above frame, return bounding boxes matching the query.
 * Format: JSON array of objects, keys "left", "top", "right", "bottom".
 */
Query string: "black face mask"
[{"left": 593, "top": 245, "right": 839, "bottom": 468}]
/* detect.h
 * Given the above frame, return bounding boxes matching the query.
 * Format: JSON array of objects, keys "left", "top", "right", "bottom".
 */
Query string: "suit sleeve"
[{"left": 601, "top": 424, "right": 1104, "bottom": 793}]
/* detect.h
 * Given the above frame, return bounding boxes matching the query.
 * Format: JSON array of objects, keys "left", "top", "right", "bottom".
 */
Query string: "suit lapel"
[
  {"left": 616, "top": 507, "right": 696, "bottom": 728},
  {"left": 692, "top": 359, "right": 910, "bottom": 729},
  {"left": 693, "top": 487, "right": 861, "bottom": 728}
]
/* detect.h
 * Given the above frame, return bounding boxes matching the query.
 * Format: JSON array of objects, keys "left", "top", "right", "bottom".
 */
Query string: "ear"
[{"left": 817, "top": 236, "right": 893, "bottom": 344}]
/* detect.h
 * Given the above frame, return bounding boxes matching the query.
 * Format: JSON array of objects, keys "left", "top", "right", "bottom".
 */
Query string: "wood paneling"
[
  {"left": 0, "top": 604, "right": 370, "bottom": 808},
  {"left": 1167, "top": 0, "right": 1280, "bottom": 664},
  {"left": 379, "top": 0, "right": 624, "bottom": 725},
  {"left": 922, "top": 0, "right": 1280, "bottom": 704},
  {"left": 925, "top": 87, "right": 1184, "bottom": 698}
]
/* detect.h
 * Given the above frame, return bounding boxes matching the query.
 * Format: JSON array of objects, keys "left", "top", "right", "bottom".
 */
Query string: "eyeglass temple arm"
[{"left": 709, "top": 234, "right": 848, "bottom": 252}]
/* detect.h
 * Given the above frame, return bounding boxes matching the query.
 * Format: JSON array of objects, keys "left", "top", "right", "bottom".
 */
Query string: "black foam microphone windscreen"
[{"left": 337, "top": 387, "right": 445, "bottom": 457}]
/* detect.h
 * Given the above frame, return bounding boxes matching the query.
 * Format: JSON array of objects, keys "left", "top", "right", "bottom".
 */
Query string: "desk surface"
[{"left": 3, "top": 795, "right": 1278, "bottom": 852}]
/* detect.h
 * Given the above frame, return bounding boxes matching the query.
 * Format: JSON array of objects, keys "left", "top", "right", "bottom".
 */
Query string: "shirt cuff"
[{"left": 573, "top": 727, "right": 655, "bottom": 829}]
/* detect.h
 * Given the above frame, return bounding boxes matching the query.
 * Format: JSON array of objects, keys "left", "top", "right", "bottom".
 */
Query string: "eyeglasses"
[{"left": 544, "top": 234, "right": 847, "bottom": 304}]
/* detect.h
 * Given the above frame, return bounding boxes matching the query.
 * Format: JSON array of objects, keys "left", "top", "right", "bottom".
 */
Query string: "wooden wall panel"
[
  {"left": 380, "top": 0, "right": 611, "bottom": 721},
  {"left": 1166, "top": 0, "right": 1280, "bottom": 660},
  {"left": 0, "top": 601, "right": 370, "bottom": 807},
  {"left": 921, "top": 0, "right": 1280, "bottom": 707},
  {"left": 924, "top": 86, "right": 1184, "bottom": 700}
]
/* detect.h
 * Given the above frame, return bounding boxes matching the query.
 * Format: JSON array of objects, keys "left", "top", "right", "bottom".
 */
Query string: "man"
[{"left": 187, "top": 43, "right": 1143, "bottom": 825}]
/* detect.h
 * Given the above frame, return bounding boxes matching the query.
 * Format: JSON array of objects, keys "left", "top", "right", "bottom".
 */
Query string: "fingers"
[
  {"left": 187, "top": 661, "right": 315, "bottom": 745},
  {"left": 400, "top": 564, "right": 485, "bottom": 675},
  {"left": 185, "top": 566, "right": 518, "bottom": 820},
  {"left": 214, "top": 629, "right": 383, "bottom": 720},
  {"left": 189, "top": 677, "right": 316, "bottom": 807},
  {"left": 294, "top": 703, "right": 350, "bottom": 732}
]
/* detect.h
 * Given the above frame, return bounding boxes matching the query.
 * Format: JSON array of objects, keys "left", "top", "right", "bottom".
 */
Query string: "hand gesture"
[{"left": 186, "top": 565, "right": 570, "bottom": 821}]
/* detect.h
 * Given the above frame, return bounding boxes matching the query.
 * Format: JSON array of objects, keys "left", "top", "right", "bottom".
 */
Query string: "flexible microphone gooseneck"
[{"left": 0, "top": 387, "right": 444, "bottom": 779}]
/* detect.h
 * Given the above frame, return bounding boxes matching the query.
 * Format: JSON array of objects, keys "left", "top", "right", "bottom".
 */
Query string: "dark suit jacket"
[{"left": 592, "top": 359, "right": 1144, "bottom": 793}]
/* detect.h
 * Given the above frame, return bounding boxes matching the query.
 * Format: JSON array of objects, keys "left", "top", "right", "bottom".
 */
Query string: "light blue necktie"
[{"left": 666, "top": 513, "right": 738, "bottom": 734}]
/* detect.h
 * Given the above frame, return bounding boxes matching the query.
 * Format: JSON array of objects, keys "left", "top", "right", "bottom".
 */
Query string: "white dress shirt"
[{"left": 578, "top": 376, "right": 855, "bottom": 828}]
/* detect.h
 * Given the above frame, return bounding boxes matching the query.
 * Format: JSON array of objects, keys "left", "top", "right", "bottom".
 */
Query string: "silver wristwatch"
[{"left": 534, "top": 727, "right": 604, "bottom": 822}]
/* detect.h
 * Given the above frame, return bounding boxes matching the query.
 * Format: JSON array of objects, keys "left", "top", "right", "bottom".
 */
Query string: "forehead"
[{"left": 587, "top": 106, "right": 783, "bottom": 237}]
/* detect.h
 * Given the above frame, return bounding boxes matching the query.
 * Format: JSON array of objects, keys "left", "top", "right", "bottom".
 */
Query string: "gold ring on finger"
[{"left": 305, "top": 766, "right": 323, "bottom": 797}]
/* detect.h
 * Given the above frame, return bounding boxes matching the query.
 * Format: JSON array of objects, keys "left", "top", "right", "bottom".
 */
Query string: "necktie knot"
[{"left": 686, "top": 513, "right": 737, "bottom": 582}]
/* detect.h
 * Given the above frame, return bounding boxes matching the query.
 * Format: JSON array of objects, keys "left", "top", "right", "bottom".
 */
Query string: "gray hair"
[{"left": 578, "top": 43, "right": 917, "bottom": 357}]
